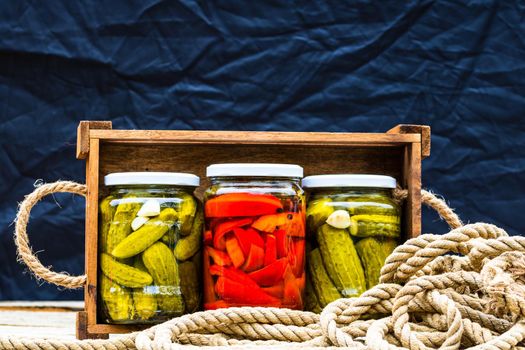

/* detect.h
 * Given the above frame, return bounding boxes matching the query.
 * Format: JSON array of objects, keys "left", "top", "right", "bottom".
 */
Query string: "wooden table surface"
[{"left": 0, "top": 301, "right": 84, "bottom": 339}]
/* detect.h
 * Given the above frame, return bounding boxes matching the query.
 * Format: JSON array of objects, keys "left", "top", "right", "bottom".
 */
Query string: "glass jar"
[
  {"left": 203, "top": 163, "right": 306, "bottom": 310},
  {"left": 301, "top": 175, "right": 400, "bottom": 311},
  {"left": 98, "top": 172, "right": 201, "bottom": 324}
]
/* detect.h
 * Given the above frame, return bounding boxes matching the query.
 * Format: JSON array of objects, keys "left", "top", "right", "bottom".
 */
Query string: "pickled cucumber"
[
  {"left": 174, "top": 209, "right": 203, "bottom": 261},
  {"left": 316, "top": 224, "right": 366, "bottom": 297},
  {"left": 99, "top": 274, "right": 134, "bottom": 321},
  {"left": 179, "top": 261, "right": 200, "bottom": 313},
  {"left": 349, "top": 214, "right": 400, "bottom": 238},
  {"left": 304, "top": 273, "right": 322, "bottom": 312},
  {"left": 178, "top": 194, "right": 197, "bottom": 235},
  {"left": 356, "top": 237, "right": 397, "bottom": 289},
  {"left": 132, "top": 258, "right": 158, "bottom": 320},
  {"left": 112, "top": 208, "right": 177, "bottom": 259},
  {"left": 100, "top": 253, "right": 153, "bottom": 288},
  {"left": 99, "top": 196, "right": 116, "bottom": 253},
  {"left": 105, "top": 197, "right": 141, "bottom": 253},
  {"left": 306, "top": 198, "right": 334, "bottom": 231},
  {"left": 142, "top": 242, "right": 184, "bottom": 313},
  {"left": 308, "top": 248, "right": 342, "bottom": 306}
]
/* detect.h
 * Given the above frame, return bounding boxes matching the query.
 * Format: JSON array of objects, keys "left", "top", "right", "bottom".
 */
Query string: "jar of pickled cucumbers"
[
  {"left": 301, "top": 175, "right": 400, "bottom": 312},
  {"left": 203, "top": 164, "right": 306, "bottom": 310},
  {"left": 98, "top": 172, "right": 202, "bottom": 324}
]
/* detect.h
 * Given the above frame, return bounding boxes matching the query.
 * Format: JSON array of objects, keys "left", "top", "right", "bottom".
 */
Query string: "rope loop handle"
[
  {"left": 14, "top": 181, "right": 87, "bottom": 289},
  {"left": 394, "top": 188, "right": 463, "bottom": 230}
]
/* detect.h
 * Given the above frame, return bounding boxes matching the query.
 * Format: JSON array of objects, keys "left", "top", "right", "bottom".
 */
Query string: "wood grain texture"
[
  {"left": 0, "top": 301, "right": 83, "bottom": 312},
  {"left": 77, "top": 311, "right": 109, "bottom": 340},
  {"left": 85, "top": 139, "right": 100, "bottom": 331},
  {"left": 403, "top": 143, "right": 422, "bottom": 238},
  {"left": 76, "top": 121, "right": 112, "bottom": 159},
  {"left": 90, "top": 129, "right": 420, "bottom": 145},
  {"left": 388, "top": 124, "right": 431, "bottom": 158}
]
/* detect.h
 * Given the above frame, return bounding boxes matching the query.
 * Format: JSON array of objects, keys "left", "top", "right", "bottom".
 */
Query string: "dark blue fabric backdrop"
[{"left": 1, "top": 0, "right": 524, "bottom": 300}]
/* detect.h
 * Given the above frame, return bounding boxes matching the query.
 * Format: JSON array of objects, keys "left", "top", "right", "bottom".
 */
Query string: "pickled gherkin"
[
  {"left": 99, "top": 274, "right": 134, "bottom": 322},
  {"left": 308, "top": 249, "right": 341, "bottom": 308},
  {"left": 349, "top": 215, "right": 400, "bottom": 238},
  {"left": 99, "top": 195, "right": 116, "bottom": 253},
  {"left": 105, "top": 197, "right": 141, "bottom": 253},
  {"left": 356, "top": 237, "right": 397, "bottom": 289},
  {"left": 142, "top": 242, "right": 184, "bottom": 313},
  {"left": 111, "top": 208, "right": 178, "bottom": 259},
  {"left": 98, "top": 172, "right": 201, "bottom": 324},
  {"left": 132, "top": 258, "right": 158, "bottom": 320},
  {"left": 306, "top": 198, "right": 334, "bottom": 231},
  {"left": 178, "top": 193, "right": 198, "bottom": 235},
  {"left": 174, "top": 208, "right": 203, "bottom": 261},
  {"left": 316, "top": 225, "right": 366, "bottom": 297},
  {"left": 302, "top": 174, "right": 401, "bottom": 306},
  {"left": 179, "top": 261, "right": 201, "bottom": 312}
]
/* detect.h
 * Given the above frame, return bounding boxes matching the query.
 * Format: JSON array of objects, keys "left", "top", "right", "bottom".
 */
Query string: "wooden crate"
[{"left": 75, "top": 121, "right": 430, "bottom": 339}]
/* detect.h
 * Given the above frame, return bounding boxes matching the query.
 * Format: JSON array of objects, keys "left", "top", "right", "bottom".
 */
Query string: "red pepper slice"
[
  {"left": 282, "top": 265, "right": 302, "bottom": 309},
  {"left": 215, "top": 276, "right": 281, "bottom": 306},
  {"left": 241, "top": 244, "right": 265, "bottom": 272},
  {"left": 280, "top": 213, "right": 305, "bottom": 237},
  {"left": 252, "top": 213, "right": 289, "bottom": 232},
  {"left": 204, "top": 300, "right": 230, "bottom": 310},
  {"left": 248, "top": 258, "right": 288, "bottom": 287},
  {"left": 205, "top": 193, "right": 283, "bottom": 217},
  {"left": 264, "top": 234, "right": 277, "bottom": 266},
  {"left": 289, "top": 239, "right": 305, "bottom": 277},
  {"left": 225, "top": 235, "right": 245, "bottom": 268},
  {"left": 206, "top": 246, "right": 232, "bottom": 266},
  {"left": 213, "top": 218, "right": 253, "bottom": 250},
  {"left": 233, "top": 227, "right": 264, "bottom": 257},
  {"left": 275, "top": 229, "right": 289, "bottom": 259},
  {"left": 262, "top": 282, "right": 284, "bottom": 299},
  {"left": 204, "top": 230, "right": 213, "bottom": 245},
  {"left": 203, "top": 249, "right": 216, "bottom": 304},
  {"left": 209, "top": 265, "right": 259, "bottom": 289}
]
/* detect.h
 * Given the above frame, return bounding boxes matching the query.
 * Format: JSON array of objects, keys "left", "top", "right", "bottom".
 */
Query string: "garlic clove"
[
  {"left": 131, "top": 216, "right": 149, "bottom": 231},
  {"left": 326, "top": 209, "right": 351, "bottom": 229},
  {"left": 137, "top": 199, "right": 161, "bottom": 217}
]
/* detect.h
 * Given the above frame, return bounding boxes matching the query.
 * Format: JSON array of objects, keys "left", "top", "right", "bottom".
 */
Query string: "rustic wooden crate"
[{"left": 75, "top": 121, "right": 430, "bottom": 339}]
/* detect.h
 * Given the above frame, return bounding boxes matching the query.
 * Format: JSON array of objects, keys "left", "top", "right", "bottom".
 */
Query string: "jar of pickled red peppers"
[{"left": 203, "top": 164, "right": 306, "bottom": 310}]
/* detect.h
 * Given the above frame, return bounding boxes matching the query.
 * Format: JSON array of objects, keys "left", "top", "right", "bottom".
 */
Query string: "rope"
[
  {"left": 14, "top": 181, "right": 87, "bottom": 288},
  {"left": 5, "top": 181, "right": 525, "bottom": 350}
]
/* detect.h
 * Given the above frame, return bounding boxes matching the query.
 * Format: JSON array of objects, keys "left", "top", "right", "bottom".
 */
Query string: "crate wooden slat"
[{"left": 76, "top": 121, "right": 430, "bottom": 338}]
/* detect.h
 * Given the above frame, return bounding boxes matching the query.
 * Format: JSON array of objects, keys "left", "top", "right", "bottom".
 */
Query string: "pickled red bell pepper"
[
  {"left": 248, "top": 258, "right": 288, "bottom": 287},
  {"left": 275, "top": 229, "right": 288, "bottom": 258},
  {"left": 233, "top": 227, "right": 264, "bottom": 256},
  {"left": 205, "top": 193, "right": 283, "bottom": 217},
  {"left": 264, "top": 234, "right": 277, "bottom": 266},
  {"left": 289, "top": 239, "right": 305, "bottom": 277},
  {"left": 204, "top": 300, "right": 230, "bottom": 310},
  {"left": 203, "top": 249, "right": 216, "bottom": 303},
  {"left": 213, "top": 218, "right": 253, "bottom": 250},
  {"left": 225, "top": 235, "right": 245, "bottom": 268},
  {"left": 242, "top": 244, "right": 265, "bottom": 272},
  {"left": 209, "top": 265, "right": 259, "bottom": 289},
  {"left": 206, "top": 246, "right": 232, "bottom": 266},
  {"left": 283, "top": 265, "right": 302, "bottom": 308},
  {"left": 262, "top": 282, "right": 284, "bottom": 299},
  {"left": 252, "top": 213, "right": 289, "bottom": 232},
  {"left": 215, "top": 276, "right": 281, "bottom": 306}
]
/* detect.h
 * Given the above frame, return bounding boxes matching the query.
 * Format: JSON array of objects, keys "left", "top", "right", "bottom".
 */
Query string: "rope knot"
[{"left": 481, "top": 251, "right": 525, "bottom": 322}]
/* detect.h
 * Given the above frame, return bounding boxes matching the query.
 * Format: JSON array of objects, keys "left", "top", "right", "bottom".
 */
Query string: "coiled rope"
[{"left": 3, "top": 181, "right": 524, "bottom": 350}]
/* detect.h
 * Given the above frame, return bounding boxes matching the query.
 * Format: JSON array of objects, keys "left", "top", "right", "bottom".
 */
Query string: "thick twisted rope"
[
  {"left": 5, "top": 181, "right": 525, "bottom": 350},
  {"left": 14, "top": 181, "right": 88, "bottom": 288}
]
